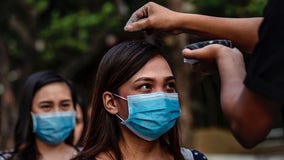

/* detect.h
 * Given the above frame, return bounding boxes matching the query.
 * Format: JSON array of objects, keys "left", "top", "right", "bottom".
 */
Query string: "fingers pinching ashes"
[
  {"left": 124, "top": 4, "right": 149, "bottom": 32},
  {"left": 124, "top": 14, "right": 140, "bottom": 31}
]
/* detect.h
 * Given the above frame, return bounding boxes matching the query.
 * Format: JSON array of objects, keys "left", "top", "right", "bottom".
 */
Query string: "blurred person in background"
[
  {"left": 0, "top": 70, "right": 79, "bottom": 160},
  {"left": 73, "top": 95, "right": 88, "bottom": 147}
]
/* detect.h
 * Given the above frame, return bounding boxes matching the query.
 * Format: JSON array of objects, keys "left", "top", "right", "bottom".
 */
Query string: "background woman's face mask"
[
  {"left": 113, "top": 92, "right": 181, "bottom": 141},
  {"left": 31, "top": 111, "right": 76, "bottom": 145}
]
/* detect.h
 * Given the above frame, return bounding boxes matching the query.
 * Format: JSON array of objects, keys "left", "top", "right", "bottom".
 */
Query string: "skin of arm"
[
  {"left": 124, "top": 2, "right": 263, "bottom": 52},
  {"left": 182, "top": 45, "right": 282, "bottom": 148}
]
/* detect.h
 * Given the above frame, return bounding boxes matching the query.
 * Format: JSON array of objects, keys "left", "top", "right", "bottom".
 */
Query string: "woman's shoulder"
[
  {"left": 0, "top": 149, "right": 14, "bottom": 160},
  {"left": 181, "top": 148, "right": 207, "bottom": 160}
]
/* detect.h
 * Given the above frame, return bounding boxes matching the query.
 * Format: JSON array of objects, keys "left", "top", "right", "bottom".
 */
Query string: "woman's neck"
[
  {"left": 118, "top": 127, "right": 173, "bottom": 160},
  {"left": 35, "top": 138, "right": 78, "bottom": 160}
]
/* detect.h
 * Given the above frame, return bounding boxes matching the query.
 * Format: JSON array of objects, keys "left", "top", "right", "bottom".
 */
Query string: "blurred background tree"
[{"left": 0, "top": 0, "right": 267, "bottom": 150}]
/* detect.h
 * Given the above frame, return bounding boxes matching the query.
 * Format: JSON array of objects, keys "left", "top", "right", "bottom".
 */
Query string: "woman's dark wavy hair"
[
  {"left": 73, "top": 40, "right": 185, "bottom": 160},
  {"left": 10, "top": 70, "right": 77, "bottom": 160}
]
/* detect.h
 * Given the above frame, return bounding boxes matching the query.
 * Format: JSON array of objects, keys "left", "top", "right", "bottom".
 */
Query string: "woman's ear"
[{"left": 102, "top": 91, "right": 119, "bottom": 114}]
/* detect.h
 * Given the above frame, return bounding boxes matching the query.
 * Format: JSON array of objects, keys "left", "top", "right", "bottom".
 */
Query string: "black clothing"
[{"left": 245, "top": 0, "right": 284, "bottom": 104}]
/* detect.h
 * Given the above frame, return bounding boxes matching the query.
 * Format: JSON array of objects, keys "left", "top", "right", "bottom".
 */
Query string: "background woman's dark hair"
[
  {"left": 11, "top": 70, "right": 77, "bottom": 160},
  {"left": 74, "top": 92, "right": 89, "bottom": 147},
  {"left": 74, "top": 40, "right": 184, "bottom": 160}
]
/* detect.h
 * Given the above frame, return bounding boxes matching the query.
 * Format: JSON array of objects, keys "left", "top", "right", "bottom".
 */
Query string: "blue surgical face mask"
[
  {"left": 113, "top": 92, "right": 181, "bottom": 141},
  {"left": 31, "top": 111, "right": 76, "bottom": 145}
]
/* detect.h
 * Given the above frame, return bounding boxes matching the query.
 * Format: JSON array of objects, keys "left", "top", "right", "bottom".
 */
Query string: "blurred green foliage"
[
  {"left": 191, "top": 0, "right": 266, "bottom": 17},
  {"left": 40, "top": 2, "right": 118, "bottom": 62}
]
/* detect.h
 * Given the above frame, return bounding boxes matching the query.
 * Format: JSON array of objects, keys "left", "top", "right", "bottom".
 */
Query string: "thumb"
[
  {"left": 124, "top": 14, "right": 140, "bottom": 31},
  {"left": 124, "top": 5, "right": 149, "bottom": 32},
  {"left": 124, "top": 17, "right": 148, "bottom": 32},
  {"left": 182, "top": 48, "right": 209, "bottom": 60}
]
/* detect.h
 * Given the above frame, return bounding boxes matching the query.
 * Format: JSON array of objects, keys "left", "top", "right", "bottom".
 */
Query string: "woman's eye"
[
  {"left": 165, "top": 82, "right": 176, "bottom": 90},
  {"left": 61, "top": 103, "right": 72, "bottom": 109},
  {"left": 39, "top": 104, "right": 51, "bottom": 110},
  {"left": 139, "top": 84, "right": 151, "bottom": 90}
]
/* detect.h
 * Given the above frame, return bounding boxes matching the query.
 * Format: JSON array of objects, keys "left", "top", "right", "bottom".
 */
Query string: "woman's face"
[
  {"left": 116, "top": 54, "right": 176, "bottom": 119},
  {"left": 32, "top": 82, "right": 74, "bottom": 113}
]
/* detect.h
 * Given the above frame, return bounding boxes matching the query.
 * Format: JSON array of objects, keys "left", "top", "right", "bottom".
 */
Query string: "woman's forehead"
[{"left": 129, "top": 55, "right": 173, "bottom": 81}]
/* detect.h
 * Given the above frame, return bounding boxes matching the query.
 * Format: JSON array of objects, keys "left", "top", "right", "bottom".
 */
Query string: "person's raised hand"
[
  {"left": 124, "top": 2, "right": 183, "bottom": 34},
  {"left": 182, "top": 44, "right": 246, "bottom": 80}
]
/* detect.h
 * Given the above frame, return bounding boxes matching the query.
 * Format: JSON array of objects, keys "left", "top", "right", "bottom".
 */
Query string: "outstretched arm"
[
  {"left": 182, "top": 45, "right": 281, "bottom": 148},
  {"left": 125, "top": 2, "right": 263, "bottom": 53}
]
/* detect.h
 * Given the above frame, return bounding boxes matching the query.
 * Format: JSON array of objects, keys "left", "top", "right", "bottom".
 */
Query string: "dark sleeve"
[
  {"left": 191, "top": 149, "right": 207, "bottom": 160},
  {"left": 244, "top": 0, "right": 284, "bottom": 104}
]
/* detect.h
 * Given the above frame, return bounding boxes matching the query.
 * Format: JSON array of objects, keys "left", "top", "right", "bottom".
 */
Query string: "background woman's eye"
[
  {"left": 61, "top": 103, "right": 72, "bottom": 109},
  {"left": 39, "top": 104, "right": 52, "bottom": 111},
  {"left": 40, "top": 104, "right": 50, "bottom": 109}
]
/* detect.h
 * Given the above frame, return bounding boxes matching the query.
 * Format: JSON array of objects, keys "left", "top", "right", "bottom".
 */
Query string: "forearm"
[
  {"left": 175, "top": 13, "right": 262, "bottom": 52},
  {"left": 220, "top": 85, "right": 275, "bottom": 148},
  {"left": 217, "top": 54, "right": 275, "bottom": 148}
]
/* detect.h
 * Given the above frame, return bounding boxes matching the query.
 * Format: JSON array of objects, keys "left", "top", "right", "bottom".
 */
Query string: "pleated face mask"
[
  {"left": 31, "top": 111, "right": 76, "bottom": 145},
  {"left": 113, "top": 92, "right": 181, "bottom": 141}
]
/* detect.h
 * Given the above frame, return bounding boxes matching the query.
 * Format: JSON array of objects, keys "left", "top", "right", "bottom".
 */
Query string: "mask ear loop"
[
  {"left": 116, "top": 114, "right": 125, "bottom": 121},
  {"left": 111, "top": 93, "right": 127, "bottom": 121},
  {"left": 112, "top": 93, "right": 127, "bottom": 100}
]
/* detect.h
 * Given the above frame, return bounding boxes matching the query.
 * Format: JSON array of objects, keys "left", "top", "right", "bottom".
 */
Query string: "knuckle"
[
  {"left": 148, "top": 2, "right": 154, "bottom": 6},
  {"left": 144, "top": 18, "right": 152, "bottom": 26}
]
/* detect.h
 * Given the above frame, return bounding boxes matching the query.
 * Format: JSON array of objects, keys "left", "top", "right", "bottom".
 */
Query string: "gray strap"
[{"left": 181, "top": 147, "right": 194, "bottom": 160}]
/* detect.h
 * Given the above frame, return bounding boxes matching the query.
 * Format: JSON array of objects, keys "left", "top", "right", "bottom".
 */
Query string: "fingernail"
[
  {"left": 182, "top": 48, "right": 190, "bottom": 53},
  {"left": 232, "top": 47, "right": 240, "bottom": 52},
  {"left": 124, "top": 26, "right": 129, "bottom": 31},
  {"left": 124, "top": 25, "right": 132, "bottom": 31}
]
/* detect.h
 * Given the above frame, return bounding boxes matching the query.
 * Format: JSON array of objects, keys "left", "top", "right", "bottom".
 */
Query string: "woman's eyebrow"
[
  {"left": 134, "top": 76, "right": 175, "bottom": 83},
  {"left": 165, "top": 76, "right": 175, "bottom": 81},
  {"left": 61, "top": 99, "right": 72, "bottom": 103},
  {"left": 133, "top": 77, "right": 154, "bottom": 83},
  {"left": 39, "top": 100, "right": 53, "bottom": 104}
]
